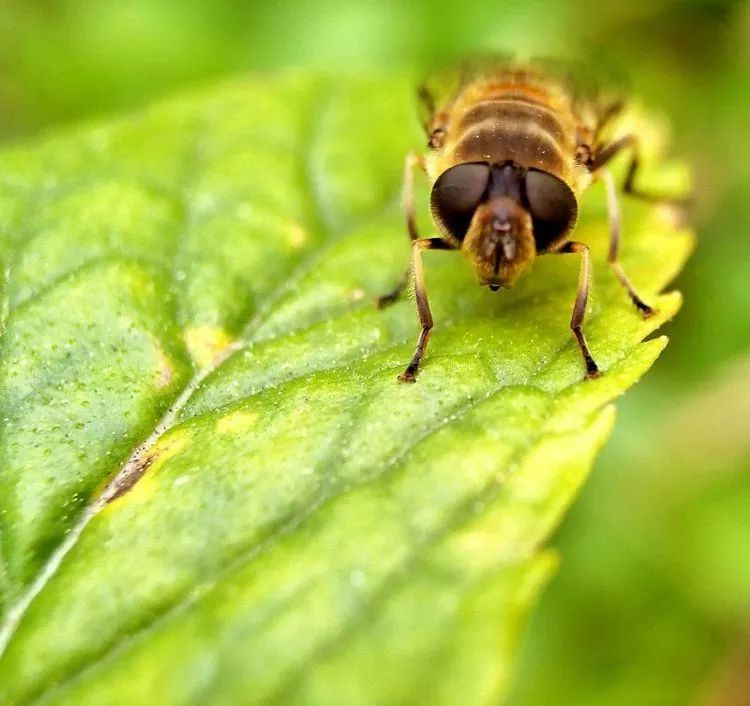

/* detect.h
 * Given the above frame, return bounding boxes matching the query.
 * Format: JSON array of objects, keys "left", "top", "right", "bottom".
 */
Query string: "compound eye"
[
  {"left": 525, "top": 169, "right": 578, "bottom": 250},
  {"left": 431, "top": 163, "right": 490, "bottom": 240}
]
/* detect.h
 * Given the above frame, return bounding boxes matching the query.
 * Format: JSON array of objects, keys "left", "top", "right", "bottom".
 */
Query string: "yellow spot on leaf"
[
  {"left": 184, "top": 326, "right": 233, "bottom": 369},
  {"left": 619, "top": 104, "right": 671, "bottom": 156},
  {"left": 217, "top": 410, "right": 258, "bottom": 435},
  {"left": 454, "top": 527, "right": 502, "bottom": 560},
  {"left": 147, "top": 430, "right": 190, "bottom": 476},
  {"left": 655, "top": 203, "right": 687, "bottom": 229},
  {"left": 287, "top": 222, "right": 307, "bottom": 248}
]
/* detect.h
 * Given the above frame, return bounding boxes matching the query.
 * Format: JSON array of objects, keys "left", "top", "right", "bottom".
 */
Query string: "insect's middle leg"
[
  {"left": 601, "top": 167, "right": 655, "bottom": 317},
  {"left": 399, "top": 237, "right": 456, "bottom": 383},
  {"left": 560, "top": 241, "right": 601, "bottom": 379},
  {"left": 377, "top": 151, "right": 425, "bottom": 308}
]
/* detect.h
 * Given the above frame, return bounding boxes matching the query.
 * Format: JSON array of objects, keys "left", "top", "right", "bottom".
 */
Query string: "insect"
[{"left": 378, "top": 58, "right": 678, "bottom": 383}]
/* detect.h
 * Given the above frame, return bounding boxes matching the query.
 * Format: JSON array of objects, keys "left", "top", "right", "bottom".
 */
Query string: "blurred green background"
[{"left": 1, "top": 0, "right": 748, "bottom": 703}]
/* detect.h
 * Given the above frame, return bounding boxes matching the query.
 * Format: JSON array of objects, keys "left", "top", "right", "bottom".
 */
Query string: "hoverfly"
[{"left": 378, "top": 58, "right": 678, "bottom": 382}]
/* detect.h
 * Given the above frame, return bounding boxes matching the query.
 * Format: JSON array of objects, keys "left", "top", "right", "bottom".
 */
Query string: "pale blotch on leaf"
[
  {"left": 216, "top": 410, "right": 258, "bottom": 435},
  {"left": 655, "top": 202, "right": 690, "bottom": 230},
  {"left": 151, "top": 341, "right": 175, "bottom": 389},
  {"left": 286, "top": 221, "right": 307, "bottom": 249},
  {"left": 184, "top": 326, "right": 233, "bottom": 369},
  {"left": 146, "top": 430, "right": 190, "bottom": 476},
  {"left": 619, "top": 104, "right": 671, "bottom": 156},
  {"left": 347, "top": 288, "right": 366, "bottom": 302}
]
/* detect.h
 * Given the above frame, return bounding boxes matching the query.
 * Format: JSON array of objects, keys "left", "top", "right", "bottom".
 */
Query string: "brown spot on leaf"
[
  {"left": 102, "top": 431, "right": 189, "bottom": 506},
  {"left": 103, "top": 449, "right": 155, "bottom": 504}
]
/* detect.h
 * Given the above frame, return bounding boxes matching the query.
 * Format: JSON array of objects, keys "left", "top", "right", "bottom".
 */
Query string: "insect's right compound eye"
[
  {"left": 524, "top": 169, "right": 578, "bottom": 249},
  {"left": 430, "top": 162, "right": 490, "bottom": 240}
]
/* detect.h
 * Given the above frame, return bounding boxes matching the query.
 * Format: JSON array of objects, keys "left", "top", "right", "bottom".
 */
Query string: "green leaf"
[{"left": 0, "top": 73, "right": 691, "bottom": 705}]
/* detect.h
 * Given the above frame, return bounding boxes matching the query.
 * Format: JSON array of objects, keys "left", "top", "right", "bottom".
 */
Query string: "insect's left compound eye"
[
  {"left": 431, "top": 162, "right": 490, "bottom": 240},
  {"left": 524, "top": 169, "right": 578, "bottom": 250}
]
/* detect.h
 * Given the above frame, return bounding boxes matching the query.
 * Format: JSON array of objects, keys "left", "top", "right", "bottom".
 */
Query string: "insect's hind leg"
[
  {"left": 377, "top": 151, "right": 426, "bottom": 309},
  {"left": 591, "top": 133, "right": 690, "bottom": 205},
  {"left": 559, "top": 241, "right": 601, "bottom": 379},
  {"left": 600, "top": 167, "right": 655, "bottom": 317}
]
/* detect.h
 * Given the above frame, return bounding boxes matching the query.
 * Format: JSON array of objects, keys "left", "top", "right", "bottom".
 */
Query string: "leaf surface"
[{"left": 0, "top": 73, "right": 691, "bottom": 705}]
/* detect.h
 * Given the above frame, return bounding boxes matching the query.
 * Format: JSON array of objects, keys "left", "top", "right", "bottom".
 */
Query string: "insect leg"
[
  {"left": 591, "top": 133, "right": 689, "bottom": 204},
  {"left": 601, "top": 167, "right": 655, "bottom": 317},
  {"left": 590, "top": 134, "right": 633, "bottom": 168},
  {"left": 399, "top": 237, "right": 456, "bottom": 383},
  {"left": 560, "top": 241, "right": 601, "bottom": 379},
  {"left": 404, "top": 151, "right": 425, "bottom": 242},
  {"left": 417, "top": 83, "right": 436, "bottom": 134},
  {"left": 377, "top": 151, "right": 426, "bottom": 308}
]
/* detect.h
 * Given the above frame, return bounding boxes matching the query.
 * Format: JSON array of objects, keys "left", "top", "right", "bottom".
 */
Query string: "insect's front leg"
[
  {"left": 559, "top": 241, "right": 601, "bottom": 379},
  {"left": 600, "top": 167, "right": 655, "bottom": 317},
  {"left": 377, "top": 151, "right": 425, "bottom": 309},
  {"left": 399, "top": 237, "right": 456, "bottom": 383}
]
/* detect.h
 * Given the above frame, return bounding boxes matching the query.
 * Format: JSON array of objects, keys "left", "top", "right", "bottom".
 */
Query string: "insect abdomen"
[{"left": 450, "top": 98, "right": 575, "bottom": 178}]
